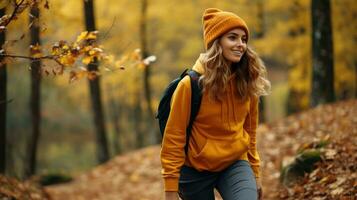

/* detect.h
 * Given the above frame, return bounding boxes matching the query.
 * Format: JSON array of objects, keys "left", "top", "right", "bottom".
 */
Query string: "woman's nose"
[{"left": 235, "top": 39, "right": 244, "bottom": 47}]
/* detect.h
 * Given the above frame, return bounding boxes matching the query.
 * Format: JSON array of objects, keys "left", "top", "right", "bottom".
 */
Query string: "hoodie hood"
[
  {"left": 191, "top": 53, "right": 236, "bottom": 80},
  {"left": 192, "top": 54, "right": 205, "bottom": 74}
]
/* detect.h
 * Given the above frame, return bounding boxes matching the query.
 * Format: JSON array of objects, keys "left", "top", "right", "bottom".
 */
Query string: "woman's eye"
[{"left": 228, "top": 36, "right": 236, "bottom": 40}]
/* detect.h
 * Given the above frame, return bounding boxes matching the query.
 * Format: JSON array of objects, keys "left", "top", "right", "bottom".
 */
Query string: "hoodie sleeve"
[
  {"left": 243, "top": 95, "right": 260, "bottom": 178},
  {"left": 160, "top": 76, "right": 191, "bottom": 192}
]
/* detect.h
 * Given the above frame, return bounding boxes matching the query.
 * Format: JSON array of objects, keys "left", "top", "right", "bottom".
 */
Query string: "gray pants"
[{"left": 178, "top": 160, "right": 258, "bottom": 200}]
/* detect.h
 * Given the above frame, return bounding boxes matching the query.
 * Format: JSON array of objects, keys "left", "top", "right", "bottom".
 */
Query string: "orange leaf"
[{"left": 87, "top": 71, "right": 97, "bottom": 80}]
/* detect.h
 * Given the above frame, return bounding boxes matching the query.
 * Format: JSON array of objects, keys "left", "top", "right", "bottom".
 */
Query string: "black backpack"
[{"left": 156, "top": 69, "right": 202, "bottom": 153}]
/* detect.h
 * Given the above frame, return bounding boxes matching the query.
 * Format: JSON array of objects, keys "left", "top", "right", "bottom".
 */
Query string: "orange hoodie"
[{"left": 160, "top": 55, "right": 260, "bottom": 192}]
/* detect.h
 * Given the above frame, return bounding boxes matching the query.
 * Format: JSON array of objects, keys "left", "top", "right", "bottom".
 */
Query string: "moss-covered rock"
[
  {"left": 38, "top": 173, "right": 73, "bottom": 186},
  {"left": 280, "top": 149, "right": 321, "bottom": 186}
]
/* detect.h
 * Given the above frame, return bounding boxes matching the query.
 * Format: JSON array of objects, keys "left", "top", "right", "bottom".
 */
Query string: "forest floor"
[{"left": 0, "top": 99, "right": 356, "bottom": 200}]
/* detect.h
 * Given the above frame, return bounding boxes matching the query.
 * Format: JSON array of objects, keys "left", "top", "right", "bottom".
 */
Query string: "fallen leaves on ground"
[
  {"left": 45, "top": 146, "right": 164, "bottom": 200},
  {"left": 260, "top": 99, "right": 356, "bottom": 200},
  {"left": 45, "top": 99, "right": 356, "bottom": 200},
  {"left": 1, "top": 99, "right": 356, "bottom": 200},
  {"left": 0, "top": 175, "right": 50, "bottom": 200}
]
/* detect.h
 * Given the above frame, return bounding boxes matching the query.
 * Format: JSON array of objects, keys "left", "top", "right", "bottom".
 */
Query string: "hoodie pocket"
[{"left": 191, "top": 134, "right": 250, "bottom": 170}]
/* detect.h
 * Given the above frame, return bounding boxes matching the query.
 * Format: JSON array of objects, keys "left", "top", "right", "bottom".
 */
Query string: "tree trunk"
[
  {"left": 107, "top": 84, "right": 122, "bottom": 154},
  {"left": 256, "top": 0, "right": 265, "bottom": 38},
  {"left": 25, "top": 4, "right": 41, "bottom": 178},
  {"left": 111, "top": 105, "right": 122, "bottom": 154},
  {"left": 140, "top": 0, "right": 152, "bottom": 116},
  {"left": 256, "top": 0, "right": 266, "bottom": 123},
  {"left": 140, "top": 0, "right": 159, "bottom": 144},
  {"left": 134, "top": 89, "right": 144, "bottom": 148},
  {"left": 0, "top": 8, "right": 7, "bottom": 174},
  {"left": 355, "top": 60, "right": 357, "bottom": 98},
  {"left": 310, "top": 0, "right": 335, "bottom": 107},
  {"left": 140, "top": 0, "right": 148, "bottom": 147},
  {"left": 132, "top": 3, "right": 147, "bottom": 147},
  {"left": 83, "top": 0, "right": 110, "bottom": 163}
]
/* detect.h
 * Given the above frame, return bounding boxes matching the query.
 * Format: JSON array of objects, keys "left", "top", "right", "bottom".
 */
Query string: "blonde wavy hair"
[{"left": 199, "top": 39, "right": 271, "bottom": 102}]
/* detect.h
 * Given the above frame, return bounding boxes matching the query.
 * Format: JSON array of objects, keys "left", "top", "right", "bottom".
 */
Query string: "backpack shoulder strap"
[{"left": 185, "top": 70, "right": 202, "bottom": 154}]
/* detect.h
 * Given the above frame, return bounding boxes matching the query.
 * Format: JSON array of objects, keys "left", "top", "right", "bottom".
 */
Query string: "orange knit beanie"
[{"left": 202, "top": 8, "right": 250, "bottom": 49}]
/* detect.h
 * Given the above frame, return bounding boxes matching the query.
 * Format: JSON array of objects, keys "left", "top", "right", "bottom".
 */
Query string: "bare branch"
[
  {"left": 101, "top": 16, "right": 116, "bottom": 41},
  {"left": 0, "top": 53, "right": 54, "bottom": 60}
]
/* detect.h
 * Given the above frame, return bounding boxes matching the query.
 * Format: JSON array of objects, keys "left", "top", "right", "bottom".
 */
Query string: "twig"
[
  {"left": 3, "top": 0, "right": 26, "bottom": 27},
  {"left": 0, "top": 53, "right": 54, "bottom": 60},
  {"left": 101, "top": 16, "right": 116, "bottom": 40},
  {"left": 0, "top": 53, "right": 102, "bottom": 68}
]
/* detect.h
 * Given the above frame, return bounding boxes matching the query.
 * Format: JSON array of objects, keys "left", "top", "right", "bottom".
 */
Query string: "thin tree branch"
[
  {"left": 0, "top": 53, "right": 54, "bottom": 60},
  {"left": 101, "top": 16, "right": 116, "bottom": 40},
  {"left": 3, "top": 0, "right": 27, "bottom": 27},
  {"left": 0, "top": 53, "right": 102, "bottom": 68}
]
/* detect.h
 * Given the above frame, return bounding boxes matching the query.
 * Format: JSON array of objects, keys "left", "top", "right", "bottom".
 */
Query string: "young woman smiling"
[{"left": 161, "top": 8, "right": 271, "bottom": 200}]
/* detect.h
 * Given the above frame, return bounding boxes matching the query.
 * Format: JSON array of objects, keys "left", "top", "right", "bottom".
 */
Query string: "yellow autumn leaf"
[
  {"left": 32, "top": 53, "right": 43, "bottom": 59},
  {"left": 89, "top": 47, "right": 103, "bottom": 56},
  {"left": 76, "top": 31, "right": 88, "bottom": 43},
  {"left": 76, "top": 71, "right": 87, "bottom": 79},
  {"left": 82, "top": 56, "right": 93, "bottom": 65},
  {"left": 30, "top": 44, "right": 41, "bottom": 52},
  {"left": 115, "top": 54, "right": 128, "bottom": 67},
  {"left": 51, "top": 47, "right": 61, "bottom": 56},
  {"left": 130, "top": 49, "right": 141, "bottom": 61},
  {"left": 62, "top": 45, "right": 70, "bottom": 51},
  {"left": 87, "top": 31, "right": 98, "bottom": 40},
  {"left": 102, "top": 54, "right": 114, "bottom": 63},
  {"left": 137, "top": 62, "right": 146, "bottom": 69},
  {"left": 83, "top": 45, "right": 93, "bottom": 52},
  {"left": 59, "top": 55, "right": 75, "bottom": 66}
]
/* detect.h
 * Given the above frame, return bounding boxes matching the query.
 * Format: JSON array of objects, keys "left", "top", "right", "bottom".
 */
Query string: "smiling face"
[{"left": 219, "top": 28, "right": 248, "bottom": 65}]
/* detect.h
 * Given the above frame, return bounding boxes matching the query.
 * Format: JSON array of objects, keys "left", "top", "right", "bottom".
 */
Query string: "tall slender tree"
[
  {"left": 133, "top": 88, "right": 144, "bottom": 148},
  {"left": 255, "top": 0, "right": 266, "bottom": 123},
  {"left": 140, "top": 0, "right": 152, "bottom": 117},
  {"left": 355, "top": 61, "right": 357, "bottom": 97},
  {"left": 83, "top": 0, "right": 110, "bottom": 163},
  {"left": 24, "top": 2, "right": 42, "bottom": 177},
  {"left": 0, "top": 7, "right": 7, "bottom": 174},
  {"left": 140, "top": 0, "right": 158, "bottom": 144},
  {"left": 107, "top": 84, "right": 122, "bottom": 154},
  {"left": 310, "top": 0, "right": 335, "bottom": 107}
]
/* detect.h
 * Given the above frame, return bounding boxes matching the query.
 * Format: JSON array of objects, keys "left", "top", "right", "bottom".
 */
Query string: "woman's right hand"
[{"left": 165, "top": 191, "right": 179, "bottom": 200}]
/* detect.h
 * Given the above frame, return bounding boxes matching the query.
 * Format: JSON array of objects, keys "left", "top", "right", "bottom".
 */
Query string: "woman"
[{"left": 161, "top": 8, "right": 271, "bottom": 200}]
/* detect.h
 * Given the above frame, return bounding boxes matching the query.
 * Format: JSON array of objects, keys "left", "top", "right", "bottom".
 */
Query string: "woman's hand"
[
  {"left": 165, "top": 191, "right": 179, "bottom": 200},
  {"left": 256, "top": 177, "right": 263, "bottom": 200}
]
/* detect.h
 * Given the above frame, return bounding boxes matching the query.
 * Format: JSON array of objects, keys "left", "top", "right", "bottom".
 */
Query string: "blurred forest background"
[{"left": 0, "top": 0, "right": 356, "bottom": 183}]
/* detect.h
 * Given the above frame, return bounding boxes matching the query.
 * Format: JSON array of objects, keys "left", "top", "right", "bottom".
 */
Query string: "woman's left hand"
[{"left": 255, "top": 177, "right": 263, "bottom": 200}]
